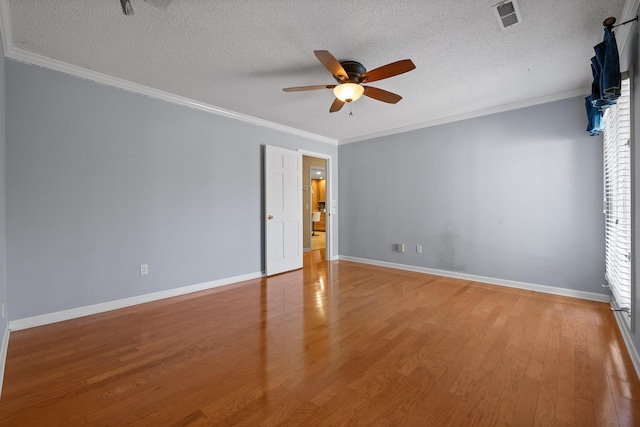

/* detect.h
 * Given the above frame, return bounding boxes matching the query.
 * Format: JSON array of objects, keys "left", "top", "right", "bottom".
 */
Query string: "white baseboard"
[
  {"left": 338, "top": 256, "right": 611, "bottom": 303},
  {"left": 0, "top": 323, "right": 9, "bottom": 398},
  {"left": 613, "top": 310, "right": 640, "bottom": 380},
  {"left": 0, "top": 259, "right": 631, "bottom": 396},
  {"left": 8, "top": 271, "right": 263, "bottom": 331},
  {"left": 339, "top": 256, "right": 640, "bottom": 380}
]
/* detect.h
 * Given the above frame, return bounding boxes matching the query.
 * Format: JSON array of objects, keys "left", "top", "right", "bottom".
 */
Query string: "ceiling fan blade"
[
  {"left": 283, "top": 85, "right": 335, "bottom": 92},
  {"left": 120, "top": 0, "right": 134, "bottom": 15},
  {"left": 330, "top": 98, "right": 345, "bottom": 113},
  {"left": 363, "top": 86, "right": 403, "bottom": 104},
  {"left": 360, "top": 59, "right": 415, "bottom": 83},
  {"left": 315, "top": 50, "right": 349, "bottom": 81}
]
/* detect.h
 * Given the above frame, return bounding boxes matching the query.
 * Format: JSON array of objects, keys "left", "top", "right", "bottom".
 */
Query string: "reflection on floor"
[
  {"left": 312, "top": 231, "right": 325, "bottom": 250},
  {"left": 3, "top": 254, "right": 639, "bottom": 424}
]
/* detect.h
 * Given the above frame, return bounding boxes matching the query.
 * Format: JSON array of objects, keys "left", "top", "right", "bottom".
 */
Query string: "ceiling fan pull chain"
[{"left": 349, "top": 103, "right": 353, "bottom": 117}]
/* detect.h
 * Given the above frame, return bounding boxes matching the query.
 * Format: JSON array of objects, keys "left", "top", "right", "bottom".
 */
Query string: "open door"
[{"left": 265, "top": 145, "right": 303, "bottom": 276}]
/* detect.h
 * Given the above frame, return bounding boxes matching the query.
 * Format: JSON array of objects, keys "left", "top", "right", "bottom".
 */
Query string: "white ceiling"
[{"left": 0, "top": 0, "right": 634, "bottom": 144}]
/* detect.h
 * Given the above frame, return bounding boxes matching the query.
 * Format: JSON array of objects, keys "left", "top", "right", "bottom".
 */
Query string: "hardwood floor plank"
[
  {"left": 0, "top": 253, "right": 638, "bottom": 425},
  {"left": 513, "top": 376, "right": 540, "bottom": 427},
  {"left": 576, "top": 397, "right": 598, "bottom": 427},
  {"left": 556, "top": 316, "right": 576, "bottom": 426}
]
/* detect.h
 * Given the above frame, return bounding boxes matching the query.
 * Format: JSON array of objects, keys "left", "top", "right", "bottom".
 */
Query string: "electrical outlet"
[
  {"left": 140, "top": 264, "right": 149, "bottom": 275},
  {"left": 417, "top": 245, "right": 423, "bottom": 254},
  {"left": 397, "top": 243, "right": 405, "bottom": 253}
]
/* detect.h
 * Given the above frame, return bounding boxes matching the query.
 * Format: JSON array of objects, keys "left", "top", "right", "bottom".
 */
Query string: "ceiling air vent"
[{"left": 493, "top": 0, "right": 522, "bottom": 29}]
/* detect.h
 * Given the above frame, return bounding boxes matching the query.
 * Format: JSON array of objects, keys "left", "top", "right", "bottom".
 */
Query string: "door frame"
[{"left": 298, "top": 149, "right": 335, "bottom": 261}]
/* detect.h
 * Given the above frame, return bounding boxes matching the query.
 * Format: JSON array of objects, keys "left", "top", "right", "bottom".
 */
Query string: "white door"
[{"left": 265, "top": 145, "right": 303, "bottom": 276}]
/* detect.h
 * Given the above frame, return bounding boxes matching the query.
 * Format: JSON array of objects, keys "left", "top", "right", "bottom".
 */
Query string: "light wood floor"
[
  {"left": 311, "top": 230, "right": 325, "bottom": 250},
  {"left": 1, "top": 251, "right": 639, "bottom": 426}
]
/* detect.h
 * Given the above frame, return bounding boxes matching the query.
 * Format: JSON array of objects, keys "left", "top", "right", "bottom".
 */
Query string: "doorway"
[
  {"left": 310, "top": 166, "right": 326, "bottom": 252},
  {"left": 302, "top": 155, "right": 327, "bottom": 258}
]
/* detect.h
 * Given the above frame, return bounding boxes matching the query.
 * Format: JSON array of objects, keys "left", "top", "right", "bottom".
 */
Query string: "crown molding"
[
  {"left": 6, "top": 48, "right": 339, "bottom": 146},
  {"left": 0, "top": 0, "right": 635, "bottom": 147},
  {"left": 0, "top": 1, "right": 337, "bottom": 146},
  {"left": 338, "top": 88, "right": 589, "bottom": 145},
  {"left": 0, "top": 0, "right": 11, "bottom": 57},
  {"left": 338, "top": 0, "right": 640, "bottom": 145}
]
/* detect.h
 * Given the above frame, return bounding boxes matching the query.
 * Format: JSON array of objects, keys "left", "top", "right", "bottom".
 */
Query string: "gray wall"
[
  {"left": 0, "top": 37, "right": 6, "bottom": 334},
  {"left": 339, "top": 96, "right": 605, "bottom": 295},
  {"left": 0, "top": 31, "right": 620, "bottom": 325},
  {"left": 5, "top": 60, "right": 337, "bottom": 320}
]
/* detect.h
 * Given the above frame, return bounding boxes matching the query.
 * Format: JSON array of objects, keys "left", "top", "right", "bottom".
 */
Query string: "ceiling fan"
[{"left": 283, "top": 50, "right": 416, "bottom": 113}]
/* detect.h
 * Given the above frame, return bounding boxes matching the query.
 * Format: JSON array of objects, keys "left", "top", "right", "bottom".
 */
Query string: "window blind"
[{"left": 603, "top": 75, "right": 632, "bottom": 314}]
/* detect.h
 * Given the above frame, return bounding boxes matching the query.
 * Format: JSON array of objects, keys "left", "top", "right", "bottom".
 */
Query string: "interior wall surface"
[
  {"left": 338, "top": 95, "right": 605, "bottom": 295},
  {"left": 0, "top": 35, "right": 7, "bottom": 334},
  {"left": 5, "top": 60, "right": 337, "bottom": 320}
]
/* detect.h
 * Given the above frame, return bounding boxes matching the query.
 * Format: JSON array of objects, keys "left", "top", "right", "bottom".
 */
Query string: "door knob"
[{"left": 267, "top": 215, "right": 273, "bottom": 220}]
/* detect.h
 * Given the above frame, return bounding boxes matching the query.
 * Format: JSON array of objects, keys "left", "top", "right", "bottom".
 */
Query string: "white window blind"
[{"left": 603, "top": 75, "right": 632, "bottom": 315}]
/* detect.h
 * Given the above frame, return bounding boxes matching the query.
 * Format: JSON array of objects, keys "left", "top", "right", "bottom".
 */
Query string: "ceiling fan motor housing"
[{"left": 336, "top": 61, "right": 367, "bottom": 83}]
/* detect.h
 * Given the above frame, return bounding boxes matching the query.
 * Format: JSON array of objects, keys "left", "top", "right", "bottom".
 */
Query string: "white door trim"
[{"left": 298, "top": 149, "right": 336, "bottom": 261}]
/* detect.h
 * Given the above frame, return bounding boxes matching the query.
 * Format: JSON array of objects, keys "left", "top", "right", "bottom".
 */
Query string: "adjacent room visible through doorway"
[{"left": 303, "top": 155, "right": 327, "bottom": 257}]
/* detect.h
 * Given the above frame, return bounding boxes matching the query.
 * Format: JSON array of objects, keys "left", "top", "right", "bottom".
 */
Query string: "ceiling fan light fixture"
[{"left": 333, "top": 83, "right": 364, "bottom": 103}]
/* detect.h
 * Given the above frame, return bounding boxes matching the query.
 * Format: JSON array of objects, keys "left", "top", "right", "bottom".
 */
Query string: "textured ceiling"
[{"left": 0, "top": 0, "right": 633, "bottom": 143}]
